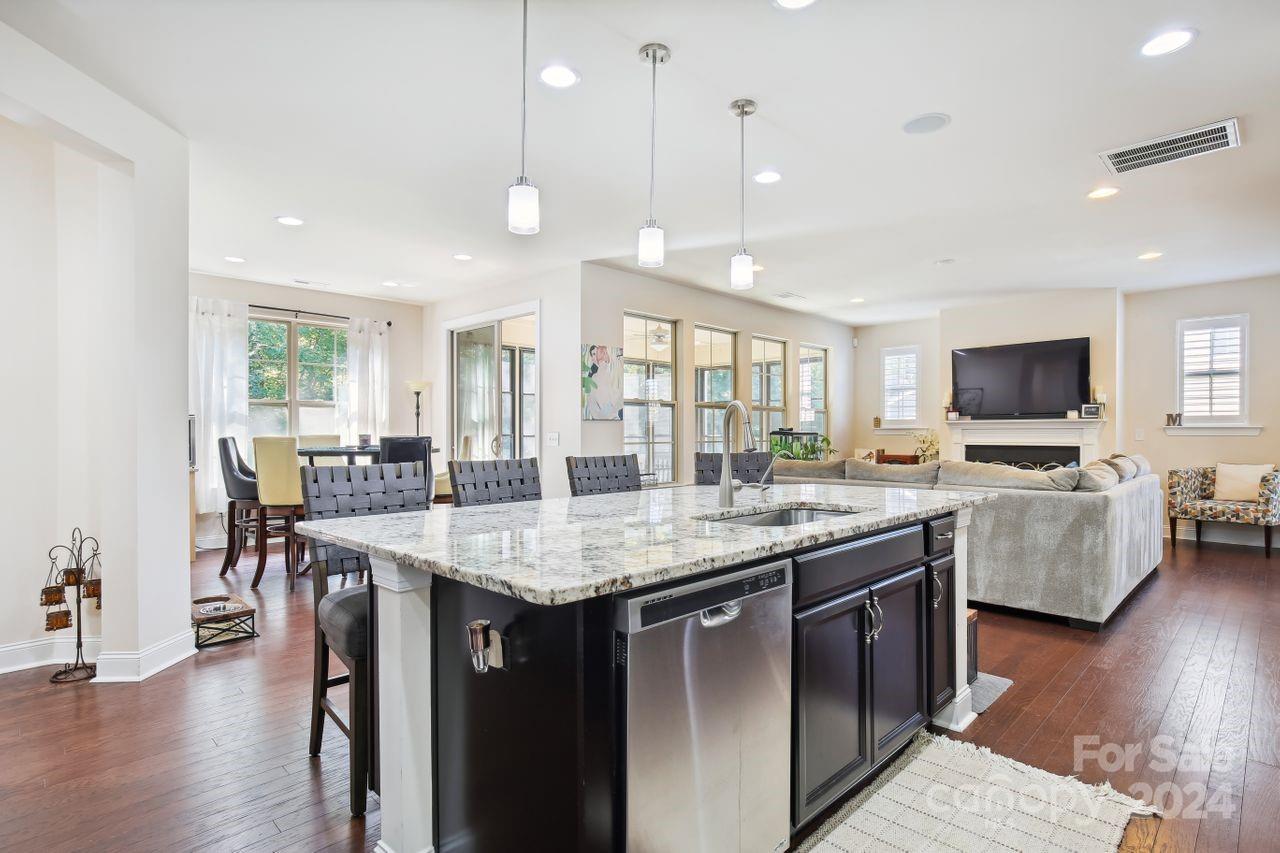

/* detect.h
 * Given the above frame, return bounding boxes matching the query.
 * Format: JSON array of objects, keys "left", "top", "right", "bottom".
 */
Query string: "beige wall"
[
  {"left": 578, "top": 263, "right": 855, "bottom": 482},
  {"left": 938, "top": 289, "right": 1122, "bottom": 458},
  {"left": 190, "top": 272, "right": 426, "bottom": 437},
  {"left": 1124, "top": 274, "right": 1280, "bottom": 546},
  {"left": 850, "top": 318, "right": 942, "bottom": 458}
]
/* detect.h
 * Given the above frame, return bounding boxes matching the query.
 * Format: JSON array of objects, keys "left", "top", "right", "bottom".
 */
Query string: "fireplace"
[{"left": 965, "top": 445, "right": 1080, "bottom": 468}]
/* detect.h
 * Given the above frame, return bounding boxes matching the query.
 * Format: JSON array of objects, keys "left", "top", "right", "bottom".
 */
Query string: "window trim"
[
  {"left": 693, "top": 324, "right": 737, "bottom": 454},
  {"left": 623, "top": 313, "right": 679, "bottom": 485},
  {"left": 248, "top": 313, "right": 348, "bottom": 439},
  {"left": 1175, "top": 314, "right": 1249, "bottom": 426},
  {"left": 880, "top": 344, "right": 921, "bottom": 428},
  {"left": 750, "top": 335, "right": 788, "bottom": 440},
  {"left": 798, "top": 343, "right": 829, "bottom": 436}
]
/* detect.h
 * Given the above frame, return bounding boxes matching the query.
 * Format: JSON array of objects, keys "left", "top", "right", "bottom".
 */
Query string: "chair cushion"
[
  {"left": 1214, "top": 463, "right": 1275, "bottom": 502},
  {"left": 1178, "top": 498, "right": 1273, "bottom": 525},
  {"left": 317, "top": 586, "right": 369, "bottom": 660},
  {"left": 1075, "top": 460, "right": 1120, "bottom": 492},
  {"left": 844, "top": 459, "right": 940, "bottom": 485}
]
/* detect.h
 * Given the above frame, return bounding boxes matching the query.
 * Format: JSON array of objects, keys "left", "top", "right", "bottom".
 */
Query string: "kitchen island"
[{"left": 298, "top": 482, "right": 995, "bottom": 853}]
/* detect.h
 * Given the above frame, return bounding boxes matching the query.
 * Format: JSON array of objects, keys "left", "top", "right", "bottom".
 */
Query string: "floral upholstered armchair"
[{"left": 1168, "top": 466, "right": 1280, "bottom": 557}]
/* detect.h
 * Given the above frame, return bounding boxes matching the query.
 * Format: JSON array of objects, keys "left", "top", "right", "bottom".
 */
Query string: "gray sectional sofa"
[{"left": 775, "top": 456, "right": 1164, "bottom": 629}]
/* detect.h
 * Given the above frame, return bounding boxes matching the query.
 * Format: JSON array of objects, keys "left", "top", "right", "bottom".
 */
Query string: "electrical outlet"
[
  {"left": 547, "top": 431, "right": 560, "bottom": 447},
  {"left": 1135, "top": 428, "right": 1145, "bottom": 442}
]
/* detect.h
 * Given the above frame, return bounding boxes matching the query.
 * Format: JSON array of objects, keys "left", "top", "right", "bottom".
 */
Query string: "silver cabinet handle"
[
  {"left": 872, "top": 600, "right": 885, "bottom": 640},
  {"left": 935, "top": 531, "right": 955, "bottom": 541},
  {"left": 864, "top": 601, "right": 876, "bottom": 645},
  {"left": 699, "top": 601, "right": 742, "bottom": 628},
  {"left": 931, "top": 574, "right": 944, "bottom": 609}
]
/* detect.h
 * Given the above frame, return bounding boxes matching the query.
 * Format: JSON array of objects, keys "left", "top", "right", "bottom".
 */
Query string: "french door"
[{"left": 451, "top": 322, "right": 502, "bottom": 461}]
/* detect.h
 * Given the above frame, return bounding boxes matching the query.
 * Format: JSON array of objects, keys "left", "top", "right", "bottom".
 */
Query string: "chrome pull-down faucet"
[{"left": 719, "top": 400, "right": 757, "bottom": 508}]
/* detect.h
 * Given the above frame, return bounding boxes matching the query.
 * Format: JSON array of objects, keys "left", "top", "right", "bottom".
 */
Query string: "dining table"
[{"left": 296, "top": 445, "right": 441, "bottom": 465}]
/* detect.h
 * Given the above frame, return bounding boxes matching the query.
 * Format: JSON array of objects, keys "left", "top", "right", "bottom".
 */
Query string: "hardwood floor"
[{"left": 0, "top": 538, "right": 1275, "bottom": 852}]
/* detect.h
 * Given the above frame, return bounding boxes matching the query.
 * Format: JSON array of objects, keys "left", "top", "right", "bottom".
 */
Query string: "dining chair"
[
  {"left": 693, "top": 451, "right": 776, "bottom": 485},
  {"left": 448, "top": 458, "right": 542, "bottom": 506},
  {"left": 299, "top": 434, "right": 343, "bottom": 467},
  {"left": 301, "top": 462, "right": 429, "bottom": 817},
  {"left": 565, "top": 454, "right": 642, "bottom": 496},
  {"left": 217, "top": 437, "right": 260, "bottom": 576},
  {"left": 380, "top": 436, "right": 434, "bottom": 501},
  {"left": 250, "top": 436, "right": 306, "bottom": 590}
]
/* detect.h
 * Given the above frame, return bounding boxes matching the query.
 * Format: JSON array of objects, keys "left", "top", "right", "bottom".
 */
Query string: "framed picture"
[
  {"left": 581, "top": 345, "right": 624, "bottom": 421},
  {"left": 1081, "top": 403, "right": 1103, "bottom": 419}
]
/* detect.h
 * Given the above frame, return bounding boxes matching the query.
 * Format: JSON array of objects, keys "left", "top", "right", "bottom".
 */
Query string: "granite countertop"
[{"left": 296, "top": 483, "right": 996, "bottom": 605}]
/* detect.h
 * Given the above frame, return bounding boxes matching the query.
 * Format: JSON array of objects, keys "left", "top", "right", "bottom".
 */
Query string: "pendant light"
[
  {"left": 507, "top": 0, "right": 539, "bottom": 235},
  {"left": 637, "top": 43, "right": 671, "bottom": 268},
  {"left": 729, "top": 98, "right": 757, "bottom": 290}
]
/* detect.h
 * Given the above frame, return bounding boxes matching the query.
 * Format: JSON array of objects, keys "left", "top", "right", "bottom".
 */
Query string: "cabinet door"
[
  {"left": 868, "top": 566, "right": 928, "bottom": 765},
  {"left": 793, "top": 587, "right": 871, "bottom": 828},
  {"left": 927, "top": 555, "right": 957, "bottom": 716}
]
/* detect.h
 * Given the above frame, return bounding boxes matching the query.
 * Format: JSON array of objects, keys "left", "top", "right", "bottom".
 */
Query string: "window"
[
  {"left": 623, "top": 314, "right": 677, "bottom": 484},
  {"left": 881, "top": 345, "right": 919, "bottom": 427},
  {"left": 750, "top": 336, "right": 787, "bottom": 440},
  {"left": 1177, "top": 315, "right": 1248, "bottom": 423},
  {"left": 248, "top": 316, "right": 348, "bottom": 451},
  {"left": 500, "top": 345, "right": 538, "bottom": 458},
  {"left": 694, "top": 326, "right": 736, "bottom": 454},
  {"left": 798, "top": 345, "right": 828, "bottom": 437}
]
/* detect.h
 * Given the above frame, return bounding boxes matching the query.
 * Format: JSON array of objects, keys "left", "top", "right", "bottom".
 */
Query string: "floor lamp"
[{"left": 407, "top": 380, "right": 429, "bottom": 436}]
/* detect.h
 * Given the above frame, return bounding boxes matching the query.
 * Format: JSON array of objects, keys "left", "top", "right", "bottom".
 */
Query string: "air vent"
[
  {"left": 1099, "top": 118, "right": 1240, "bottom": 175},
  {"left": 774, "top": 291, "right": 805, "bottom": 300}
]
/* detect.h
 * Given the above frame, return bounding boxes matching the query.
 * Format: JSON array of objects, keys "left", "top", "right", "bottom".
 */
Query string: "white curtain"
[
  {"left": 189, "top": 297, "right": 249, "bottom": 513},
  {"left": 344, "top": 317, "right": 390, "bottom": 442}
]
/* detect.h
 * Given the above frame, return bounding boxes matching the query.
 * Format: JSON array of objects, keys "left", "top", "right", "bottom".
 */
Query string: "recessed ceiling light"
[
  {"left": 753, "top": 169, "right": 782, "bottom": 184},
  {"left": 1137, "top": 251, "right": 1163, "bottom": 261},
  {"left": 1141, "top": 29, "right": 1196, "bottom": 57},
  {"left": 773, "top": 0, "right": 817, "bottom": 8},
  {"left": 539, "top": 65, "right": 580, "bottom": 88},
  {"left": 903, "top": 113, "right": 951, "bottom": 134},
  {"left": 752, "top": 264, "right": 765, "bottom": 272},
  {"left": 849, "top": 297, "right": 865, "bottom": 304},
  {"left": 275, "top": 215, "right": 304, "bottom": 226},
  {"left": 934, "top": 258, "right": 957, "bottom": 265},
  {"left": 1088, "top": 187, "right": 1120, "bottom": 199},
  {"left": 381, "top": 280, "right": 400, "bottom": 287},
  {"left": 452, "top": 253, "right": 473, "bottom": 261},
  {"left": 224, "top": 256, "right": 246, "bottom": 263}
]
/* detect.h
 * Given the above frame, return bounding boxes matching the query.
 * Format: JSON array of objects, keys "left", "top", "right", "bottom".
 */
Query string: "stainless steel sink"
[{"left": 717, "top": 508, "right": 858, "bottom": 527}]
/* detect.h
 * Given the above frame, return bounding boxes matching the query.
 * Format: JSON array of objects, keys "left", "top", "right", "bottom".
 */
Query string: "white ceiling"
[{"left": 3, "top": 0, "right": 1278, "bottom": 324}]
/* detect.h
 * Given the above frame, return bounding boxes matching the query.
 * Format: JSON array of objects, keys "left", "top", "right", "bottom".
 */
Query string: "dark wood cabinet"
[
  {"left": 793, "top": 587, "right": 871, "bottom": 828},
  {"left": 868, "top": 566, "right": 928, "bottom": 764},
  {"left": 927, "top": 555, "right": 957, "bottom": 715}
]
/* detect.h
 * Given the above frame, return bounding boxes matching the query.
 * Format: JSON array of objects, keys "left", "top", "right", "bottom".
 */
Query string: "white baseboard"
[
  {"left": 93, "top": 629, "right": 196, "bottom": 682},
  {"left": 195, "top": 534, "right": 228, "bottom": 550},
  {"left": 0, "top": 635, "right": 103, "bottom": 676},
  {"left": 1167, "top": 521, "right": 1271, "bottom": 549}
]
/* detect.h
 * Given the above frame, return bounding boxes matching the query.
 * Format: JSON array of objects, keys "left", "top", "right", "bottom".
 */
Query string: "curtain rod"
[{"left": 248, "top": 303, "right": 392, "bottom": 327}]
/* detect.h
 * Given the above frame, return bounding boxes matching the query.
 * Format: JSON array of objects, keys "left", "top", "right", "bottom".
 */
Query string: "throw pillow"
[
  {"left": 1075, "top": 460, "right": 1120, "bottom": 492},
  {"left": 937, "top": 460, "right": 1080, "bottom": 492},
  {"left": 1213, "top": 463, "right": 1276, "bottom": 502},
  {"left": 1109, "top": 453, "right": 1152, "bottom": 476},
  {"left": 1100, "top": 456, "right": 1138, "bottom": 482},
  {"left": 773, "top": 458, "right": 846, "bottom": 480},
  {"left": 844, "top": 459, "right": 940, "bottom": 485}
]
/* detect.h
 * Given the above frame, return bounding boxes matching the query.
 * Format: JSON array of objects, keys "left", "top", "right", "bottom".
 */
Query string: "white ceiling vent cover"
[{"left": 1099, "top": 118, "right": 1240, "bottom": 175}]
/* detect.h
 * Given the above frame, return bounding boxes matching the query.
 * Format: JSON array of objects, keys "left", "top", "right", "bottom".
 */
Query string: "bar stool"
[
  {"left": 250, "top": 436, "right": 305, "bottom": 590},
  {"left": 315, "top": 586, "right": 372, "bottom": 817},
  {"left": 217, "top": 437, "right": 259, "bottom": 576},
  {"left": 564, "top": 454, "right": 642, "bottom": 495}
]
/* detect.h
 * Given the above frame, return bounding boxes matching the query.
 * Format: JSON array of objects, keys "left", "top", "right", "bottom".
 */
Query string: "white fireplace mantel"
[{"left": 943, "top": 418, "right": 1107, "bottom": 464}]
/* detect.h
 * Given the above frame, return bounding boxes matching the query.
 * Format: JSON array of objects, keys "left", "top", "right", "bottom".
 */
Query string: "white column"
[
  {"left": 370, "top": 556, "right": 436, "bottom": 853},
  {"left": 932, "top": 507, "right": 977, "bottom": 732}
]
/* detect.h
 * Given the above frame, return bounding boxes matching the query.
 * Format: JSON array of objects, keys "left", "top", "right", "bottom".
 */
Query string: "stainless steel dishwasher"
[{"left": 616, "top": 560, "right": 792, "bottom": 853}]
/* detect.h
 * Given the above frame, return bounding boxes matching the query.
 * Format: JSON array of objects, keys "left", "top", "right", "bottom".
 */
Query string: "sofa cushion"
[
  {"left": 1110, "top": 453, "right": 1152, "bottom": 477},
  {"left": 1214, "top": 462, "right": 1275, "bottom": 502},
  {"left": 773, "top": 458, "right": 846, "bottom": 480},
  {"left": 1100, "top": 456, "right": 1138, "bottom": 482},
  {"left": 938, "top": 460, "right": 1080, "bottom": 492},
  {"left": 1075, "top": 460, "right": 1121, "bottom": 492},
  {"left": 844, "top": 459, "right": 940, "bottom": 485}
]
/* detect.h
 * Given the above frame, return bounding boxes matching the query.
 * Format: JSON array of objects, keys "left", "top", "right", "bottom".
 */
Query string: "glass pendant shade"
[
  {"left": 730, "top": 250, "right": 755, "bottom": 290},
  {"left": 638, "top": 221, "right": 664, "bottom": 268},
  {"left": 507, "top": 179, "right": 540, "bottom": 235}
]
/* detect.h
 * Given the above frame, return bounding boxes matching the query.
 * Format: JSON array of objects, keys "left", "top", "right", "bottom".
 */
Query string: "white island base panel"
[{"left": 366, "top": 509, "right": 976, "bottom": 853}]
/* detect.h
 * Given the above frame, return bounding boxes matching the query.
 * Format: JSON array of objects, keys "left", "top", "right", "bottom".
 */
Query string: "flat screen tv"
[{"left": 951, "top": 337, "right": 1089, "bottom": 419}]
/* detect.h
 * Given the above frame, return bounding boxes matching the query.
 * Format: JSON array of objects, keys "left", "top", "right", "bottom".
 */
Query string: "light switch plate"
[
  {"left": 547, "top": 431, "right": 560, "bottom": 447},
  {"left": 1135, "top": 428, "right": 1145, "bottom": 442}
]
